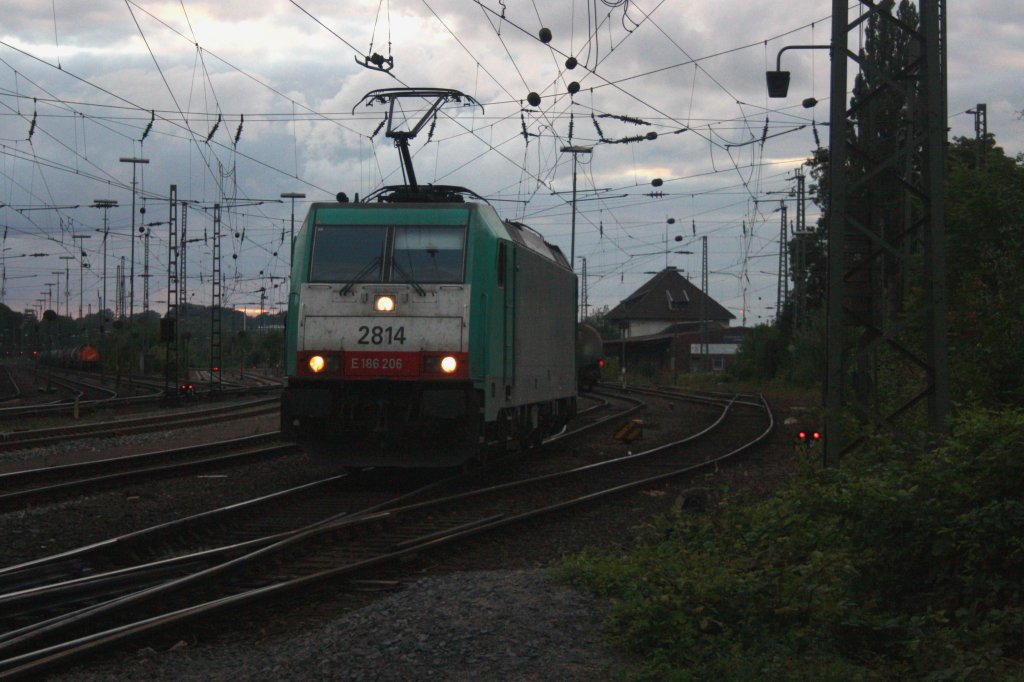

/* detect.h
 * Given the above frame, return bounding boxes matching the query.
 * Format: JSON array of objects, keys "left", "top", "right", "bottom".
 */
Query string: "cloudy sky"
[{"left": 0, "top": 0, "right": 1020, "bottom": 325}]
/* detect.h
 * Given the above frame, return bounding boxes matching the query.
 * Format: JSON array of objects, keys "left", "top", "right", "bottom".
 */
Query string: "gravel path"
[{"left": 55, "top": 569, "right": 636, "bottom": 681}]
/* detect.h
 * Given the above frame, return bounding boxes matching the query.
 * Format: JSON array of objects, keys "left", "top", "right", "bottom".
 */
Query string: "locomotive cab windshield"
[{"left": 310, "top": 224, "right": 466, "bottom": 285}]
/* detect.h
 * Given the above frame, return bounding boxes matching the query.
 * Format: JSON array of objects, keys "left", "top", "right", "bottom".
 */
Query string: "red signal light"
[
  {"left": 798, "top": 431, "right": 807, "bottom": 440},
  {"left": 812, "top": 432, "right": 821, "bottom": 440}
]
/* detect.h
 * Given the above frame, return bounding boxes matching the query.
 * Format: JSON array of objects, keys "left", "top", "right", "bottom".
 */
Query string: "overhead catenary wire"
[{"left": 0, "top": 3, "right": 838, "bottom": 318}]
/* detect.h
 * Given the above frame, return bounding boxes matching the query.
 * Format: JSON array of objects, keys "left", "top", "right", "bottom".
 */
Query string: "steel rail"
[
  {"left": 0, "top": 397, "right": 279, "bottom": 451},
  {"left": 0, "top": 392, "right": 772, "bottom": 678},
  {"left": 0, "top": 389, "right": 644, "bottom": 593},
  {"left": 0, "top": 431, "right": 289, "bottom": 512}
]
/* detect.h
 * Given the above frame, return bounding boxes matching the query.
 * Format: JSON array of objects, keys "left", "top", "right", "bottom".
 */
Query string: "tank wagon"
[
  {"left": 280, "top": 188, "right": 578, "bottom": 467},
  {"left": 576, "top": 323, "right": 604, "bottom": 391},
  {"left": 38, "top": 344, "right": 101, "bottom": 370}
]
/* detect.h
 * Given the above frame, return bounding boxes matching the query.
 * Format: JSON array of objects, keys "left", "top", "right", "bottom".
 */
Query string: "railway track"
[
  {"left": 0, "top": 391, "right": 627, "bottom": 512},
  {"left": 0, "top": 389, "right": 640, "bottom": 594},
  {"left": 0, "top": 388, "right": 773, "bottom": 678},
  {"left": 0, "top": 465, "right": 462, "bottom": 620},
  {"left": 0, "top": 397, "right": 279, "bottom": 453},
  {"left": 0, "top": 432, "right": 293, "bottom": 512},
  {"left": 0, "top": 365, "right": 282, "bottom": 423}
]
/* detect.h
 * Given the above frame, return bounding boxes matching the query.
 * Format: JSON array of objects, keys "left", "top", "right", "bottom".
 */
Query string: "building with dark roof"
[
  {"left": 603, "top": 267, "right": 748, "bottom": 377},
  {"left": 605, "top": 267, "right": 734, "bottom": 336}
]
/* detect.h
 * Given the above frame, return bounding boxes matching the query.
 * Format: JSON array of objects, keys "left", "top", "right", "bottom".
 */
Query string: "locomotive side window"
[
  {"left": 392, "top": 226, "right": 465, "bottom": 283},
  {"left": 309, "top": 225, "right": 386, "bottom": 282}
]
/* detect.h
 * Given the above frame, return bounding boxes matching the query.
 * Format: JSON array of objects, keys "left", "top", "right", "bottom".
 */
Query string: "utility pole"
[
  {"left": 72, "top": 235, "right": 91, "bottom": 319},
  {"left": 117, "top": 257, "right": 126, "bottom": 320},
  {"left": 60, "top": 256, "right": 74, "bottom": 318},
  {"left": 51, "top": 271, "right": 63, "bottom": 317},
  {"left": 776, "top": 201, "right": 788, "bottom": 323},
  {"left": 210, "top": 204, "right": 223, "bottom": 392},
  {"left": 90, "top": 199, "right": 118, "bottom": 333},
  {"left": 700, "top": 236, "right": 708, "bottom": 372},
  {"left": 165, "top": 185, "right": 180, "bottom": 398},
  {"left": 142, "top": 225, "right": 151, "bottom": 312},
  {"left": 560, "top": 145, "right": 592, "bottom": 321},
  {"left": 792, "top": 169, "right": 809, "bottom": 326},
  {"left": 768, "top": 0, "right": 949, "bottom": 465},
  {"left": 966, "top": 103, "right": 987, "bottom": 168},
  {"left": 559, "top": 145, "right": 593, "bottom": 269},
  {"left": 579, "top": 257, "right": 588, "bottom": 320},
  {"left": 120, "top": 157, "right": 149, "bottom": 322}
]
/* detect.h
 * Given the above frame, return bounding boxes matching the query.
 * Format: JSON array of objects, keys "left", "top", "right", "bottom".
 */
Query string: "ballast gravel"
[
  {"left": 13, "top": 390, "right": 803, "bottom": 681},
  {"left": 55, "top": 569, "right": 634, "bottom": 681}
]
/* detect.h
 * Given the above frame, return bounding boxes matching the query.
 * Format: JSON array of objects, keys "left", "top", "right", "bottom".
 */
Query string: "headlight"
[
  {"left": 374, "top": 295, "right": 395, "bottom": 312},
  {"left": 308, "top": 355, "right": 326, "bottom": 373},
  {"left": 440, "top": 355, "right": 458, "bottom": 373}
]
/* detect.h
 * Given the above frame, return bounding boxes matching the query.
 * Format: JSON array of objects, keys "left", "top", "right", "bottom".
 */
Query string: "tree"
[{"left": 944, "top": 135, "right": 1024, "bottom": 405}]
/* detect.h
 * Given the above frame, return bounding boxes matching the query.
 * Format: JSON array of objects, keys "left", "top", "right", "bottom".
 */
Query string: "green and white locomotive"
[
  {"left": 280, "top": 189, "right": 577, "bottom": 466},
  {"left": 280, "top": 88, "right": 577, "bottom": 466}
]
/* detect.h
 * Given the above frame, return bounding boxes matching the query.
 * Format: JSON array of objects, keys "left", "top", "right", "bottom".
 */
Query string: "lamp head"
[{"left": 766, "top": 70, "right": 791, "bottom": 98}]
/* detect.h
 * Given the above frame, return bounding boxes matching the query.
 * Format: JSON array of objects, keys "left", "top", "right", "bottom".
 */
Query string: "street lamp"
[
  {"left": 559, "top": 145, "right": 592, "bottom": 268},
  {"left": 120, "top": 157, "right": 150, "bottom": 323},
  {"left": 765, "top": 45, "right": 831, "bottom": 98},
  {"left": 280, "top": 192, "right": 306, "bottom": 265}
]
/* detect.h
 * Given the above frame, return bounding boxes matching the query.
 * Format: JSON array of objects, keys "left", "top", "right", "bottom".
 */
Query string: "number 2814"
[{"left": 357, "top": 325, "right": 406, "bottom": 345}]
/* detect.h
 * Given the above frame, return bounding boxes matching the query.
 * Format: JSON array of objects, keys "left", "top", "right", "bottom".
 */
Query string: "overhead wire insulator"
[
  {"left": 141, "top": 110, "right": 155, "bottom": 142},
  {"left": 605, "top": 134, "right": 647, "bottom": 145},
  {"left": 205, "top": 113, "right": 222, "bottom": 144},
  {"left": 591, "top": 114, "right": 606, "bottom": 142},
  {"left": 371, "top": 116, "right": 387, "bottom": 139},
  {"left": 599, "top": 113, "right": 650, "bottom": 126},
  {"left": 234, "top": 115, "right": 244, "bottom": 146},
  {"left": 28, "top": 99, "right": 37, "bottom": 141}
]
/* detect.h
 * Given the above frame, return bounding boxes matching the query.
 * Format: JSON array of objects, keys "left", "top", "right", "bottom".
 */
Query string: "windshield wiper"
[
  {"left": 340, "top": 256, "right": 382, "bottom": 296},
  {"left": 390, "top": 259, "right": 427, "bottom": 296}
]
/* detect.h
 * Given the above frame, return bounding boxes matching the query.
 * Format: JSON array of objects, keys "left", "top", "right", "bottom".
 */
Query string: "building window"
[{"left": 712, "top": 356, "right": 725, "bottom": 371}]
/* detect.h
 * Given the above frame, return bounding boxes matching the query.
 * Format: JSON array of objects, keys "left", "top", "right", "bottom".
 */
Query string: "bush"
[{"left": 557, "top": 408, "right": 1024, "bottom": 680}]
